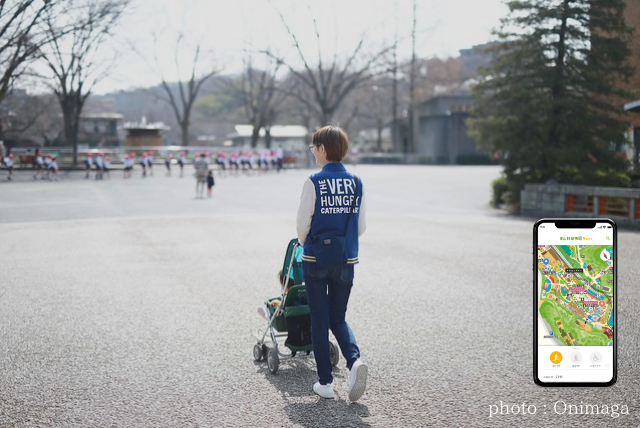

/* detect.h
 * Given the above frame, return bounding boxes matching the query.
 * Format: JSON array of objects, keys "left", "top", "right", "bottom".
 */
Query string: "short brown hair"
[{"left": 312, "top": 125, "right": 349, "bottom": 162}]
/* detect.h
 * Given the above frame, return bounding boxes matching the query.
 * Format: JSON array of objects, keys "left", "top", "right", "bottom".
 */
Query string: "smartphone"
[{"left": 533, "top": 219, "right": 616, "bottom": 387}]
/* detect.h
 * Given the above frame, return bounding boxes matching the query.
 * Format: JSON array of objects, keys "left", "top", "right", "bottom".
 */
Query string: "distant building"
[
  {"left": 411, "top": 95, "right": 485, "bottom": 164},
  {"left": 459, "top": 43, "right": 495, "bottom": 81},
  {"left": 123, "top": 117, "right": 169, "bottom": 147},
  {"left": 227, "top": 125, "right": 308, "bottom": 149},
  {"left": 78, "top": 113, "right": 123, "bottom": 147}
]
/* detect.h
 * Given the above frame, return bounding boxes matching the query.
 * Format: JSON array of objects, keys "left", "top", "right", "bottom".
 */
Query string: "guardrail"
[{"left": 522, "top": 183, "right": 640, "bottom": 224}]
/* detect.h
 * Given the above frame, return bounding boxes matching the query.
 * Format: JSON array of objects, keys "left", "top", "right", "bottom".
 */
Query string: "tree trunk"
[
  {"left": 547, "top": 0, "right": 570, "bottom": 178},
  {"left": 320, "top": 107, "right": 335, "bottom": 128},
  {"left": 377, "top": 120, "right": 383, "bottom": 151},
  {"left": 72, "top": 113, "right": 80, "bottom": 165},
  {"left": 62, "top": 104, "right": 76, "bottom": 164},
  {"left": 181, "top": 122, "right": 189, "bottom": 146},
  {"left": 251, "top": 125, "right": 260, "bottom": 148},
  {"left": 265, "top": 126, "right": 272, "bottom": 149}
]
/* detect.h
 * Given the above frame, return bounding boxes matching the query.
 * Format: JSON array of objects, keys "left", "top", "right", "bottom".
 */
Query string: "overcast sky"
[{"left": 96, "top": 0, "right": 508, "bottom": 94}]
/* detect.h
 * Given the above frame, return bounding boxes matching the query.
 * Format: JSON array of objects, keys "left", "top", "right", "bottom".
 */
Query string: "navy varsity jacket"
[{"left": 301, "top": 162, "right": 363, "bottom": 264}]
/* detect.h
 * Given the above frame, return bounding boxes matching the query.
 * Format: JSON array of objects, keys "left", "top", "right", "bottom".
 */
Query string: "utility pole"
[
  {"left": 408, "top": 0, "right": 417, "bottom": 155},
  {"left": 392, "top": 0, "right": 399, "bottom": 153}
]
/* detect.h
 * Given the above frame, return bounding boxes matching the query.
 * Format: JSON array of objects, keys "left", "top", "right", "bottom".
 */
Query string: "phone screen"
[{"left": 534, "top": 219, "right": 616, "bottom": 386}]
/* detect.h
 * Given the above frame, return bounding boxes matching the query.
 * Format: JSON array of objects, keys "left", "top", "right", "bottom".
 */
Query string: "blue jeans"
[{"left": 303, "top": 262, "right": 360, "bottom": 385}]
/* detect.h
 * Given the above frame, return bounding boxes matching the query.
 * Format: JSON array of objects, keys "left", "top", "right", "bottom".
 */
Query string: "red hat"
[
  {"left": 124, "top": 154, "right": 130, "bottom": 159},
  {"left": 130, "top": 152, "right": 136, "bottom": 156},
  {"left": 180, "top": 151, "right": 185, "bottom": 155},
  {"left": 8, "top": 154, "right": 13, "bottom": 158},
  {"left": 98, "top": 152, "right": 103, "bottom": 156},
  {"left": 205, "top": 151, "right": 210, "bottom": 156},
  {"left": 194, "top": 152, "right": 200, "bottom": 157},
  {"left": 87, "top": 153, "right": 93, "bottom": 157},
  {"left": 46, "top": 153, "right": 52, "bottom": 157}
]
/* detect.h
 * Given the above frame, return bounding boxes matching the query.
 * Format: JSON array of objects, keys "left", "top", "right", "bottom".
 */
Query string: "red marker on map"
[
  {"left": 599, "top": 301, "right": 605, "bottom": 308},
  {"left": 583, "top": 290, "right": 588, "bottom": 295}
]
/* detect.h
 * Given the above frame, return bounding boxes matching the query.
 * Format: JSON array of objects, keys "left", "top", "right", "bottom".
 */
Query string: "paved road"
[{"left": 1, "top": 166, "right": 638, "bottom": 427}]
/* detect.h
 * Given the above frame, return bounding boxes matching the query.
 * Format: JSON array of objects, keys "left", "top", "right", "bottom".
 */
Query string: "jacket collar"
[{"left": 321, "top": 162, "right": 345, "bottom": 172}]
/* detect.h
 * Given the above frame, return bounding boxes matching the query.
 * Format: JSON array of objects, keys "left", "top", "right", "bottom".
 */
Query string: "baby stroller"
[{"left": 253, "top": 238, "right": 340, "bottom": 374}]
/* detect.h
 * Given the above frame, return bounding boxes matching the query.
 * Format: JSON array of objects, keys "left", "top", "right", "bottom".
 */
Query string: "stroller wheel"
[
  {"left": 253, "top": 344, "right": 264, "bottom": 362},
  {"left": 261, "top": 344, "right": 268, "bottom": 360},
  {"left": 329, "top": 341, "right": 340, "bottom": 367},
  {"left": 268, "top": 347, "right": 280, "bottom": 374},
  {"left": 291, "top": 351, "right": 297, "bottom": 357}
]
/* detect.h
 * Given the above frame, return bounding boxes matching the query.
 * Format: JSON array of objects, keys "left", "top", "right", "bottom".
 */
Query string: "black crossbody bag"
[{"left": 311, "top": 178, "right": 358, "bottom": 269}]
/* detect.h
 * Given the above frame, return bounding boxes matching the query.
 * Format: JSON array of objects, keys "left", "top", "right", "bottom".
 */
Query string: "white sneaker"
[
  {"left": 313, "top": 382, "right": 334, "bottom": 399},
  {"left": 348, "top": 359, "right": 368, "bottom": 402}
]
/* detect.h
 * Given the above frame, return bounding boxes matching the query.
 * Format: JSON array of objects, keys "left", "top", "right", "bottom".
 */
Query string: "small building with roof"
[
  {"left": 123, "top": 117, "right": 170, "bottom": 147},
  {"left": 411, "top": 94, "right": 486, "bottom": 164},
  {"left": 78, "top": 113, "right": 123, "bottom": 147},
  {"left": 227, "top": 125, "right": 308, "bottom": 149}
]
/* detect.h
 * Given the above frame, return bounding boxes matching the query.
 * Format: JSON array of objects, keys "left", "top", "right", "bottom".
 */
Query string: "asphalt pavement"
[{"left": 0, "top": 165, "right": 638, "bottom": 427}]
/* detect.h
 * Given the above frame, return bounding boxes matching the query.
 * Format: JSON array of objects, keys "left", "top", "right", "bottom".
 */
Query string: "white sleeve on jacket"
[
  {"left": 296, "top": 178, "right": 316, "bottom": 244},
  {"left": 358, "top": 193, "right": 366, "bottom": 237}
]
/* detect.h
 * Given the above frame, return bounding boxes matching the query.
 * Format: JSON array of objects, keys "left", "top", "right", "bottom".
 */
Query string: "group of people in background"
[
  {"left": 215, "top": 148, "right": 285, "bottom": 173},
  {"left": 1, "top": 149, "right": 59, "bottom": 181},
  {"left": 2, "top": 146, "right": 292, "bottom": 183},
  {"left": 84, "top": 152, "right": 113, "bottom": 180}
]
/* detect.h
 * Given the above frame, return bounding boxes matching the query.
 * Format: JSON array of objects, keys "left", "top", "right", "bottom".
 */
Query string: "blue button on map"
[{"left": 543, "top": 258, "right": 549, "bottom": 265}]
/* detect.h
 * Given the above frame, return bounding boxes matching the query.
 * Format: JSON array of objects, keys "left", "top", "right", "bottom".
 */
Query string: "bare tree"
[
  {"left": 39, "top": 0, "right": 127, "bottom": 164},
  {"left": 264, "top": 6, "right": 393, "bottom": 129},
  {"left": 353, "top": 80, "right": 393, "bottom": 150},
  {"left": 221, "top": 54, "right": 284, "bottom": 148},
  {"left": 0, "top": 89, "right": 56, "bottom": 142},
  {"left": 0, "top": 0, "right": 57, "bottom": 103},
  {"left": 154, "top": 33, "right": 219, "bottom": 146}
]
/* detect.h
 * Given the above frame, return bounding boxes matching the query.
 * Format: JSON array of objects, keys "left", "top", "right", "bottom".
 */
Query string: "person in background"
[
  {"left": 139, "top": 152, "right": 147, "bottom": 178},
  {"left": 122, "top": 154, "right": 130, "bottom": 179},
  {"left": 178, "top": 151, "right": 186, "bottom": 177},
  {"left": 44, "top": 154, "right": 52, "bottom": 180},
  {"left": 48, "top": 156, "right": 58, "bottom": 181},
  {"left": 103, "top": 154, "right": 111, "bottom": 179},
  {"left": 95, "top": 152, "right": 104, "bottom": 180},
  {"left": 147, "top": 151, "right": 154, "bottom": 176},
  {"left": 165, "top": 153, "right": 173, "bottom": 176},
  {"left": 206, "top": 169, "right": 215, "bottom": 198},
  {"left": 34, "top": 151, "right": 44, "bottom": 180},
  {"left": 33, "top": 148, "right": 40, "bottom": 169},
  {"left": 194, "top": 153, "right": 208, "bottom": 198},
  {"left": 276, "top": 145, "right": 284, "bottom": 172},
  {"left": 4, "top": 153, "right": 14, "bottom": 181},
  {"left": 216, "top": 151, "right": 227, "bottom": 175},
  {"left": 84, "top": 153, "right": 93, "bottom": 179}
]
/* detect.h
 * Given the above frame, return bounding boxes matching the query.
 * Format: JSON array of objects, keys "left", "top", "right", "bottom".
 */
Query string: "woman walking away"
[{"left": 296, "top": 125, "right": 368, "bottom": 401}]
